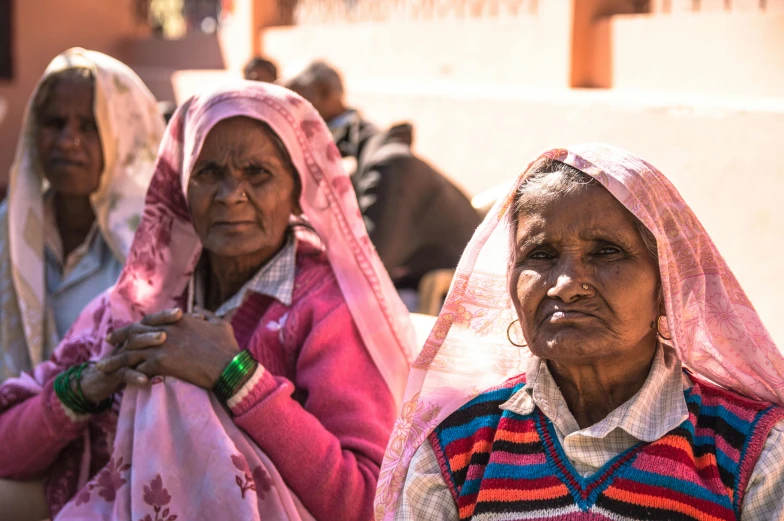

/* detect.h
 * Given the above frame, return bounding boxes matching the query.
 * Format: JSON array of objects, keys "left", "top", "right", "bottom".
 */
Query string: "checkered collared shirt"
[
  {"left": 394, "top": 345, "right": 784, "bottom": 520},
  {"left": 193, "top": 235, "right": 297, "bottom": 317}
]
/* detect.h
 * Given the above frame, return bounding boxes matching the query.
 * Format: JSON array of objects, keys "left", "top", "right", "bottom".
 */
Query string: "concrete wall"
[
  {"left": 596, "top": 12, "right": 784, "bottom": 97},
  {"left": 0, "top": 0, "right": 149, "bottom": 185},
  {"left": 263, "top": 4, "right": 574, "bottom": 88}
]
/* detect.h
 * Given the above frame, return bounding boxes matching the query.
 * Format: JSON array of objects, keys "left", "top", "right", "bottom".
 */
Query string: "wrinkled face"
[
  {"left": 187, "top": 116, "right": 300, "bottom": 259},
  {"left": 509, "top": 176, "right": 660, "bottom": 364},
  {"left": 35, "top": 75, "right": 104, "bottom": 196}
]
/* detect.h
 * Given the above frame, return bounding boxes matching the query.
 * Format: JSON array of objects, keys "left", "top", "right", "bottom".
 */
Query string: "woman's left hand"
[{"left": 97, "top": 308, "right": 241, "bottom": 390}]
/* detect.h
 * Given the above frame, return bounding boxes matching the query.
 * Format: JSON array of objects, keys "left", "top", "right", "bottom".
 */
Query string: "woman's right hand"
[{"left": 77, "top": 310, "right": 181, "bottom": 405}]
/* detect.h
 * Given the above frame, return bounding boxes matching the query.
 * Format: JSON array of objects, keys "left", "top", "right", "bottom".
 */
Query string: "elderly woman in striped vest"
[{"left": 375, "top": 144, "right": 784, "bottom": 521}]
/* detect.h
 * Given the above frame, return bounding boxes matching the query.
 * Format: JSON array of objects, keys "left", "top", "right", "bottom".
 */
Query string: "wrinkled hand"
[
  {"left": 78, "top": 362, "right": 149, "bottom": 405},
  {"left": 78, "top": 309, "right": 182, "bottom": 404},
  {"left": 97, "top": 308, "right": 241, "bottom": 390}
]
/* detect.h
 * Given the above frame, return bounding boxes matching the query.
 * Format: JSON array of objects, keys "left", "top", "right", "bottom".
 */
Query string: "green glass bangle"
[
  {"left": 54, "top": 365, "right": 87, "bottom": 413},
  {"left": 213, "top": 350, "right": 257, "bottom": 403},
  {"left": 54, "top": 362, "right": 114, "bottom": 415}
]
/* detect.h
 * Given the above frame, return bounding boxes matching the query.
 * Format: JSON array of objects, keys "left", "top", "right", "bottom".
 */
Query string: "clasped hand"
[{"left": 77, "top": 308, "right": 240, "bottom": 404}]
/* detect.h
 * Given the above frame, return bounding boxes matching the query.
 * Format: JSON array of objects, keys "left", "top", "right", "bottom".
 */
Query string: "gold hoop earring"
[
  {"left": 656, "top": 315, "right": 672, "bottom": 341},
  {"left": 506, "top": 319, "right": 525, "bottom": 347}
]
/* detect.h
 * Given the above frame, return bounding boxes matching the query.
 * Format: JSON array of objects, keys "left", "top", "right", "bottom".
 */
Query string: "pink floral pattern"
[
  {"left": 74, "top": 457, "right": 131, "bottom": 507},
  {"left": 252, "top": 465, "right": 273, "bottom": 500},
  {"left": 332, "top": 175, "right": 354, "bottom": 197},
  {"left": 300, "top": 119, "right": 321, "bottom": 138},
  {"left": 231, "top": 454, "right": 255, "bottom": 498},
  {"left": 374, "top": 392, "right": 441, "bottom": 519},
  {"left": 705, "top": 294, "right": 746, "bottom": 341},
  {"left": 230, "top": 453, "right": 275, "bottom": 500},
  {"left": 326, "top": 141, "right": 341, "bottom": 163},
  {"left": 140, "top": 474, "right": 176, "bottom": 521}
]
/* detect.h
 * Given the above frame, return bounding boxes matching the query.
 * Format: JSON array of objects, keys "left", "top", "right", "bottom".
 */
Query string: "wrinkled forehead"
[
  {"left": 514, "top": 180, "right": 639, "bottom": 241},
  {"left": 180, "top": 87, "right": 306, "bottom": 195}
]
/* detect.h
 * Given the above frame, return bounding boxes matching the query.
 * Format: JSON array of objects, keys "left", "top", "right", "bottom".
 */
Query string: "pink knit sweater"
[{"left": 0, "top": 245, "right": 397, "bottom": 521}]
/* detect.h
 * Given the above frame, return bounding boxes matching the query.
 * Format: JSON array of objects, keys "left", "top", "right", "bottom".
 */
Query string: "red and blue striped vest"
[{"left": 429, "top": 374, "right": 784, "bottom": 520}]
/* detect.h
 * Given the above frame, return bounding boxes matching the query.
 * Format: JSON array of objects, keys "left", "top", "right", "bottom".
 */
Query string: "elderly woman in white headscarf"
[{"left": 0, "top": 48, "right": 164, "bottom": 382}]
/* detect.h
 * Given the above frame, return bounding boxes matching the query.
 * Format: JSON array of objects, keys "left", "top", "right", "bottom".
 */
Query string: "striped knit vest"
[{"left": 429, "top": 373, "right": 784, "bottom": 520}]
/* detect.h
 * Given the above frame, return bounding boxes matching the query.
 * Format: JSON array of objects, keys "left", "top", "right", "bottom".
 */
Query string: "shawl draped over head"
[
  {"left": 373, "top": 143, "right": 784, "bottom": 520},
  {"left": 0, "top": 48, "right": 165, "bottom": 380},
  {"left": 1, "top": 80, "right": 415, "bottom": 519}
]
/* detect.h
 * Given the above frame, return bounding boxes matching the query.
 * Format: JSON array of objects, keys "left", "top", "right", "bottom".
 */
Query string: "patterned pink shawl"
[
  {"left": 373, "top": 143, "right": 784, "bottom": 519},
  {"left": 0, "top": 81, "right": 414, "bottom": 518}
]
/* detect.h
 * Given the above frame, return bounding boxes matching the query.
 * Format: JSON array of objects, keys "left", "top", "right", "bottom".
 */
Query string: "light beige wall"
[
  {"left": 263, "top": 6, "right": 574, "bottom": 89},
  {"left": 0, "top": 0, "right": 149, "bottom": 185},
  {"left": 598, "top": 12, "right": 784, "bottom": 97}
]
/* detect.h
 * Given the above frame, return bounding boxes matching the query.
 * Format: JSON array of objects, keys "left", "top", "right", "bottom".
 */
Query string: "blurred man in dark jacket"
[{"left": 287, "top": 62, "right": 480, "bottom": 309}]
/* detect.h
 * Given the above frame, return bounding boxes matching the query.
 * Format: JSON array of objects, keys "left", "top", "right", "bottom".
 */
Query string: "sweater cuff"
[{"left": 227, "top": 365, "right": 278, "bottom": 415}]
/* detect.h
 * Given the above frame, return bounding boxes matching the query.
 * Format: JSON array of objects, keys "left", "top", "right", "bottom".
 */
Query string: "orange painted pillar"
[
  {"left": 569, "top": 0, "right": 642, "bottom": 88},
  {"left": 218, "top": 0, "right": 282, "bottom": 70}
]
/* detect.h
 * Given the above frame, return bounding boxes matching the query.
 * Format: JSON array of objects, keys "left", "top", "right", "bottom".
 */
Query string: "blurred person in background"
[
  {"left": 285, "top": 61, "right": 376, "bottom": 164},
  {"left": 287, "top": 61, "right": 480, "bottom": 311},
  {"left": 0, "top": 81, "right": 413, "bottom": 521},
  {"left": 0, "top": 48, "right": 165, "bottom": 383},
  {"left": 244, "top": 56, "right": 279, "bottom": 84}
]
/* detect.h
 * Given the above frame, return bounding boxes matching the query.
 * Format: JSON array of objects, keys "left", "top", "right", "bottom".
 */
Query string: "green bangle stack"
[
  {"left": 54, "top": 362, "right": 114, "bottom": 415},
  {"left": 213, "top": 350, "right": 258, "bottom": 403}
]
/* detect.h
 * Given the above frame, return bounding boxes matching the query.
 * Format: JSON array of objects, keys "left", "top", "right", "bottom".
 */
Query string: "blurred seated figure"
[
  {"left": 0, "top": 48, "right": 164, "bottom": 382},
  {"left": 243, "top": 56, "right": 279, "bottom": 83},
  {"left": 287, "top": 61, "right": 480, "bottom": 310}
]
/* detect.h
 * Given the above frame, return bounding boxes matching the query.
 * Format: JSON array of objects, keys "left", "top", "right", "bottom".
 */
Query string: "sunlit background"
[{"left": 0, "top": 0, "right": 782, "bottom": 345}]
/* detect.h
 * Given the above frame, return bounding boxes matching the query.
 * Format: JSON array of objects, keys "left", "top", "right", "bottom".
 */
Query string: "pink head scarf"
[
  {"left": 374, "top": 143, "right": 784, "bottom": 519},
  {"left": 1, "top": 81, "right": 414, "bottom": 518}
]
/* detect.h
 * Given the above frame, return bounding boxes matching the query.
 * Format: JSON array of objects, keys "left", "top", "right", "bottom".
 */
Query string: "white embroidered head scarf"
[
  {"left": 0, "top": 48, "right": 164, "bottom": 380},
  {"left": 373, "top": 144, "right": 784, "bottom": 519}
]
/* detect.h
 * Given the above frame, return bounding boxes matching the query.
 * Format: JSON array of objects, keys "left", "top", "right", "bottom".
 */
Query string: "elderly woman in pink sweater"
[{"left": 0, "top": 82, "right": 414, "bottom": 521}]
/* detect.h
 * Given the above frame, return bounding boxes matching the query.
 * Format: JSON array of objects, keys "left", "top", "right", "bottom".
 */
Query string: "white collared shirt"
[{"left": 43, "top": 196, "right": 123, "bottom": 346}]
